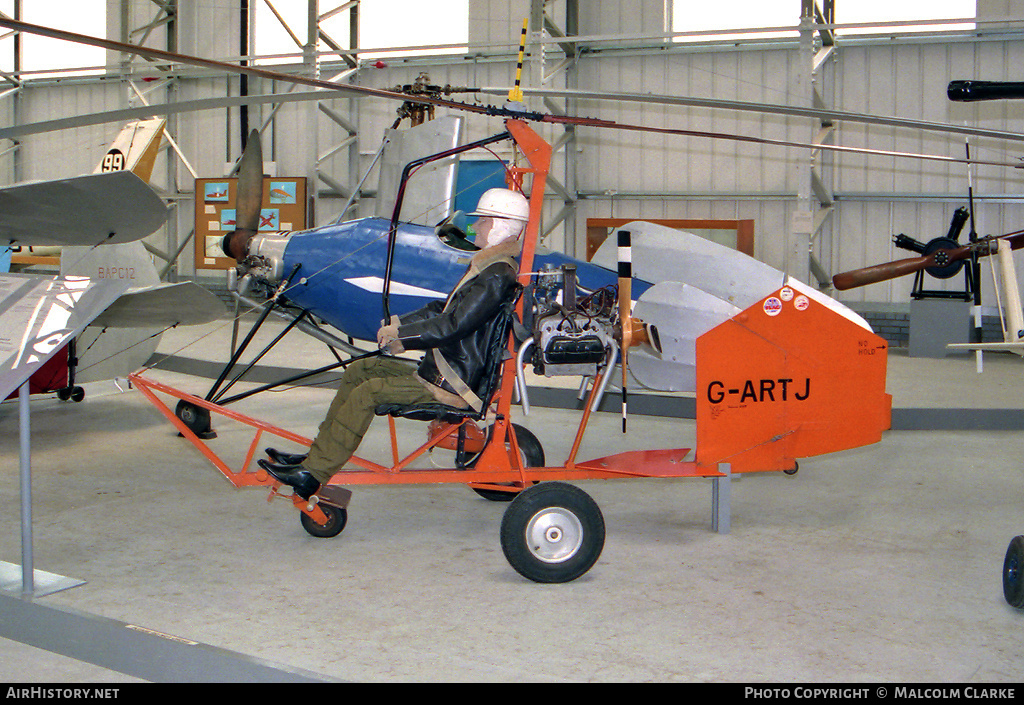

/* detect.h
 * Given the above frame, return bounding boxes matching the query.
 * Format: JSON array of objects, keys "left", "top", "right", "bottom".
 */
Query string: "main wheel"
[
  {"left": 470, "top": 423, "right": 544, "bottom": 502},
  {"left": 1003, "top": 535, "right": 1024, "bottom": 608},
  {"left": 175, "top": 399, "right": 215, "bottom": 439},
  {"left": 300, "top": 503, "right": 348, "bottom": 539},
  {"left": 500, "top": 482, "right": 604, "bottom": 583},
  {"left": 57, "top": 386, "right": 84, "bottom": 402}
]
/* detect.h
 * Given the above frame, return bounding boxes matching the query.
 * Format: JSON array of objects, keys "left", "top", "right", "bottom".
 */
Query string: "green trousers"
[{"left": 304, "top": 355, "right": 435, "bottom": 483}]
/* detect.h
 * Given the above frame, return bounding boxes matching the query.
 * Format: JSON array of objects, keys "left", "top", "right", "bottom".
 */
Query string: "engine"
[
  {"left": 240, "top": 232, "right": 291, "bottom": 283},
  {"left": 223, "top": 231, "right": 294, "bottom": 303},
  {"left": 525, "top": 264, "right": 618, "bottom": 378}
]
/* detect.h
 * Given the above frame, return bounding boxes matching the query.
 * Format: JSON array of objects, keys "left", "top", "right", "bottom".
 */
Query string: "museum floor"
[{"left": 1, "top": 315, "right": 1022, "bottom": 682}]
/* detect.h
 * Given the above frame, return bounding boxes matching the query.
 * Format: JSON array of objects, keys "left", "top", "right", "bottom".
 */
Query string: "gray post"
[
  {"left": 19, "top": 380, "right": 33, "bottom": 596},
  {"left": 712, "top": 463, "right": 731, "bottom": 534}
]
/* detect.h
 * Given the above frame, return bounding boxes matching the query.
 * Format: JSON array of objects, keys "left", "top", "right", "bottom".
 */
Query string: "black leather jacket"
[{"left": 396, "top": 252, "right": 519, "bottom": 400}]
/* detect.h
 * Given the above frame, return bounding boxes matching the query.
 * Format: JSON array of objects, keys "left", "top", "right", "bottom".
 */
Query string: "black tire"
[
  {"left": 1003, "top": 535, "right": 1024, "bottom": 608},
  {"left": 175, "top": 399, "right": 214, "bottom": 438},
  {"left": 471, "top": 424, "right": 544, "bottom": 502},
  {"left": 500, "top": 482, "right": 604, "bottom": 583},
  {"left": 300, "top": 503, "right": 348, "bottom": 539}
]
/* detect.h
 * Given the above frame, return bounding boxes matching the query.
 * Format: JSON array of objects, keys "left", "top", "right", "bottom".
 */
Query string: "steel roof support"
[
  {"left": 218, "top": 1, "right": 363, "bottom": 228},
  {"left": 0, "top": 1, "right": 22, "bottom": 187},
  {"left": 119, "top": 0, "right": 189, "bottom": 282},
  {"left": 530, "top": 0, "right": 579, "bottom": 256},
  {"left": 795, "top": 0, "right": 837, "bottom": 289},
  {"left": 307, "top": 0, "right": 360, "bottom": 224}
]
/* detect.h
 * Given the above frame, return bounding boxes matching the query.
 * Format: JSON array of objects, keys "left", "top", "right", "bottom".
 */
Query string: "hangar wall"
[{"left": 5, "top": 1, "right": 1024, "bottom": 313}]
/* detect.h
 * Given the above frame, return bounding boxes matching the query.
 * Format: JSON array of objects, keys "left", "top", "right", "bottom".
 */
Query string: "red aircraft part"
[{"left": 695, "top": 286, "right": 892, "bottom": 474}]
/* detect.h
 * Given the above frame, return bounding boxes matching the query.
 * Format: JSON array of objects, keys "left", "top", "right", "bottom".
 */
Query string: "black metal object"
[
  {"left": 213, "top": 349, "right": 383, "bottom": 407},
  {"left": 204, "top": 264, "right": 301, "bottom": 402},
  {"left": 893, "top": 206, "right": 977, "bottom": 301},
  {"left": 948, "top": 80, "right": 1024, "bottom": 102},
  {"left": 383, "top": 129, "right": 513, "bottom": 321}
]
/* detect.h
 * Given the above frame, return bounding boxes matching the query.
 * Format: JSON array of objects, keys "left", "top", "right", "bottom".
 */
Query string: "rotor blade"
[
  {"left": 581, "top": 119, "right": 1023, "bottom": 169},
  {"left": 617, "top": 229, "right": 632, "bottom": 433},
  {"left": 235, "top": 129, "right": 263, "bottom": 233},
  {"left": 3, "top": 18, "right": 1023, "bottom": 171},
  {"left": 0, "top": 18, "right": 493, "bottom": 118},
  {"left": 481, "top": 86, "right": 1024, "bottom": 145}
]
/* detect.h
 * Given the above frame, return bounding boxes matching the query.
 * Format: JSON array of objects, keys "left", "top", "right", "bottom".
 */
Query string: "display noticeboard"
[
  {"left": 584, "top": 218, "right": 754, "bottom": 261},
  {"left": 194, "top": 177, "right": 307, "bottom": 269}
]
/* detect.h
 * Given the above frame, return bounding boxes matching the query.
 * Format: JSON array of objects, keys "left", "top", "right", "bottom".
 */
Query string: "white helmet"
[{"left": 470, "top": 188, "right": 530, "bottom": 223}]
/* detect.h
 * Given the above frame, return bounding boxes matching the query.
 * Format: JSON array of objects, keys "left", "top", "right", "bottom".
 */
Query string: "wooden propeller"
[
  {"left": 221, "top": 129, "right": 264, "bottom": 261},
  {"left": 833, "top": 230, "right": 1024, "bottom": 290}
]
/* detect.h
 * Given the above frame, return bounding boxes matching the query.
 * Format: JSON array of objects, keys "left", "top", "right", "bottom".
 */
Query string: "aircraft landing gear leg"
[
  {"left": 57, "top": 339, "right": 84, "bottom": 402},
  {"left": 1003, "top": 535, "right": 1024, "bottom": 609},
  {"left": 500, "top": 482, "right": 605, "bottom": 583}
]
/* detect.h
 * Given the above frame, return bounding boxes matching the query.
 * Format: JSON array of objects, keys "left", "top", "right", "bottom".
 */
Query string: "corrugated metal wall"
[{"left": 5, "top": 0, "right": 1024, "bottom": 310}]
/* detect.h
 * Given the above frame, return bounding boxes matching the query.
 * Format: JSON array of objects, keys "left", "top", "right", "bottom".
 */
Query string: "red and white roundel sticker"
[
  {"left": 794, "top": 295, "right": 810, "bottom": 311},
  {"left": 763, "top": 296, "right": 783, "bottom": 316},
  {"left": 779, "top": 286, "right": 794, "bottom": 302}
]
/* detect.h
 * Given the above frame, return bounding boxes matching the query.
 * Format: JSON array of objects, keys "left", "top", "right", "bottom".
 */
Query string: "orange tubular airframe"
[{"left": 131, "top": 120, "right": 891, "bottom": 583}]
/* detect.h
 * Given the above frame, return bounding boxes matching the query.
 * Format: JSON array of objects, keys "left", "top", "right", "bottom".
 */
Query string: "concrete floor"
[{"left": 1, "top": 316, "right": 1023, "bottom": 682}]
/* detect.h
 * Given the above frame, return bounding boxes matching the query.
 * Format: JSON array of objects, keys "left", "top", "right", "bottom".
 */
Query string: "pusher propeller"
[
  {"left": 617, "top": 230, "right": 632, "bottom": 432},
  {"left": 612, "top": 229, "right": 666, "bottom": 430}
]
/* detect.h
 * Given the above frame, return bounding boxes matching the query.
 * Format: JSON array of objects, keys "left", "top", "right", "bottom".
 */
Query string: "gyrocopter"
[
  {"left": 0, "top": 17, "right": 894, "bottom": 584},
  {"left": 126, "top": 115, "right": 891, "bottom": 584}
]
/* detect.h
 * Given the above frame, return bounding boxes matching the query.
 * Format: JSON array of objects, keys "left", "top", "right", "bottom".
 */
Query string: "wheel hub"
[{"left": 526, "top": 508, "right": 583, "bottom": 564}]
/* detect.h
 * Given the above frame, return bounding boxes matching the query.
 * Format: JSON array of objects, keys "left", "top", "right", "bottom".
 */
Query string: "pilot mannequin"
[{"left": 258, "top": 187, "right": 530, "bottom": 499}]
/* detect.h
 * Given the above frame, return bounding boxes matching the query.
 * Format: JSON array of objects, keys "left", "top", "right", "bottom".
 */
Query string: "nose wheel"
[{"left": 500, "top": 482, "right": 605, "bottom": 583}]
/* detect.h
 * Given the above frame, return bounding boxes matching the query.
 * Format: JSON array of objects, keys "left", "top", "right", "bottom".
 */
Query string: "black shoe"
[
  {"left": 265, "top": 447, "right": 308, "bottom": 467},
  {"left": 257, "top": 459, "right": 321, "bottom": 500}
]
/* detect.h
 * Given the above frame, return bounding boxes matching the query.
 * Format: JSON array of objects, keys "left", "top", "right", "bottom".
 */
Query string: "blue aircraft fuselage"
[{"left": 275, "top": 217, "right": 651, "bottom": 342}]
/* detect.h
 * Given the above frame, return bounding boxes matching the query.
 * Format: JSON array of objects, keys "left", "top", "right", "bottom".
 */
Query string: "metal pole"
[{"left": 18, "top": 380, "right": 33, "bottom": 596}]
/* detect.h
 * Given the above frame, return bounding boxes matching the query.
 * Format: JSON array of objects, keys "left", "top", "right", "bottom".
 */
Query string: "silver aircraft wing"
[
  {"left": 0, "top": 272, "right": 128, "bottom": 399},
  {"left": 0, "top": 171, "right": 168, "bottom": 246},
  {"left": 90, "top": 281, "right": 226, "bottom": 329}
]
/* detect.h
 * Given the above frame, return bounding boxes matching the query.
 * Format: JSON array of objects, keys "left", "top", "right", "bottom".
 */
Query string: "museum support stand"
[
  {"left": 1, "top": 381, "right": 84, "bottom": 598},
  {"left": 712, "top": 464, "right": 731, "bottom": 534}
]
